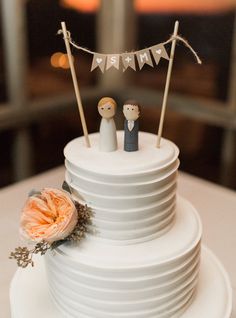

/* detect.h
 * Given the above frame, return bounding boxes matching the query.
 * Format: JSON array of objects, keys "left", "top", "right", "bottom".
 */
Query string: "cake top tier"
[{"left": 64, "top": 131, "right": 179, "bottom": 175}]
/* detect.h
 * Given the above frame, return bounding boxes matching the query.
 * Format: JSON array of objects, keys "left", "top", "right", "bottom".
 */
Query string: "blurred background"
[{"left": 0, "top": 0, "right": 236, "bottom": 189}]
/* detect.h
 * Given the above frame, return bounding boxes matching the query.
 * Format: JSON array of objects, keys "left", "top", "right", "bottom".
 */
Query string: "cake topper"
[
  {"left": 123, "top": 100, "right": 140, "bottom": 152},
  {"left": 58, "top": 21, "right": 202, "bottom": 150},
  {"left": 97, "top": 97, "right": 118, "bottom": 152}
]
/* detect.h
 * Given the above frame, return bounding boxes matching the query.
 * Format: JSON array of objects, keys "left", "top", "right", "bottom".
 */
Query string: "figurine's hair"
[
  {"left": 98, "top": 97, "right": 117, "bottom": 110},
  {"left": 124, "top": 100, "right": 141, "bottom": 112}
]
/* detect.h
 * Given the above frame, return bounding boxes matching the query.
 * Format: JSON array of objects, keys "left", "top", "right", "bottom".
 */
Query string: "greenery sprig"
[{"left": 9, "top": 241, "right": 50, "bottom": 268}]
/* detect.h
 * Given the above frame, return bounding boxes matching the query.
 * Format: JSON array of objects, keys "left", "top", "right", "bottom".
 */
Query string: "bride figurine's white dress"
[
  {"left": 99, "top": 117, "right": 117, "bottom": 152},
  {"left": 97, "top": 97, "right": 118, "bottom": 152}
]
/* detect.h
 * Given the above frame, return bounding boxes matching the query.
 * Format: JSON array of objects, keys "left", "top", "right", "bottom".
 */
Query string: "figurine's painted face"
[
  {"left": 98, "top": 102, "right": 116, "bottom": 119},
  {"left": 123, "top": 104, "right": 140, "bottom": 121}
]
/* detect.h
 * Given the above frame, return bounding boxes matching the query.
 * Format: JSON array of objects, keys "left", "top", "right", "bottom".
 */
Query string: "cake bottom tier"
[
  {"left": 43, "top": 197, "right": 202, "bottom": 318},
  {"left": 10, "top": 246, "right": 232, "bottom": 318}
]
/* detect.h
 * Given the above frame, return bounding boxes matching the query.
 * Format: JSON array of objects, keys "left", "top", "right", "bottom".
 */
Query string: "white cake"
[{"left": 10, "top": 131, "right": 232, "bottom": 318}]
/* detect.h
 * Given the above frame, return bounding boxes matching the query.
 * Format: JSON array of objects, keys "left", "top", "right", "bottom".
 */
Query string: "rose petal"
[{"left": 20, "top": 188, "right": 78, "bottom": 243}]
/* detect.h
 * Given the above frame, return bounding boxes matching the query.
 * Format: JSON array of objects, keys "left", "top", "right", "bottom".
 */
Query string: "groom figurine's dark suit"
[
  {"left": 124, "top": 119, "right": 139, "bottom": 152},
  {"left": 123, "top": 101, "right": 140, "bottom": 152}
]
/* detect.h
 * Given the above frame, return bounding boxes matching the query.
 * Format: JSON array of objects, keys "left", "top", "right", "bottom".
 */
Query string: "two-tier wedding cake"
[{"left": 10, "top": 131, "right": 232, "bottom": 318}]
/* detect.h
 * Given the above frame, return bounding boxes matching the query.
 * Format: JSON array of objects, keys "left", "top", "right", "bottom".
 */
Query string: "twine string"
[
  {"left": 163, "top": 35, "right": 202, "bottom": 64},
  {"left": 57, "top": 29, "right": 202, "bottom": 64}
]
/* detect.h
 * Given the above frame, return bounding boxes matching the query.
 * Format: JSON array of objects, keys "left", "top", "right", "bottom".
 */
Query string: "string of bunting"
[{"left": 58, "top": 29, "right": 202, "bottom": 73}]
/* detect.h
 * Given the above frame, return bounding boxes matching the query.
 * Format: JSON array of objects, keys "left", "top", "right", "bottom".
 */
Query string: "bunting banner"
[
  {"left": 90, "top": 45, "right": 169, "bottom": 73},
  {"left": 58, "top": 29, "right": 202, "bottom": 73}
]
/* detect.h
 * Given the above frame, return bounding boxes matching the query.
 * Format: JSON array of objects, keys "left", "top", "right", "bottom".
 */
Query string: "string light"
[{"left": 50, "top": 52, "right": 72, "bottom": 69}]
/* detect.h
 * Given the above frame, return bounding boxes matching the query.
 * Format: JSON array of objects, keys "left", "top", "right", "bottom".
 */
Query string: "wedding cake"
[{"left": 10, "top": 131, "right": 232, "bottom": 318}]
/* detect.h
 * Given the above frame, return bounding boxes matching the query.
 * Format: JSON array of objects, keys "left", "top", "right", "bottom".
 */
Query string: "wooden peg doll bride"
[{"left": 97, "top": 97, "right": 118, "bottom": 152}]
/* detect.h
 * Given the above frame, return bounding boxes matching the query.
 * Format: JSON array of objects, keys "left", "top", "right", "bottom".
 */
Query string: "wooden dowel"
[
  {"left": 156, "top": 21, "right": 179, "bottom": 148},
  {"left": 61, "top": 21, "right": 91, "bottom": 148}
]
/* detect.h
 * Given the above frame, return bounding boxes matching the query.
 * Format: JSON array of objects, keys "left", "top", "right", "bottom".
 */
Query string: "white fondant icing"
[
  {"left": 65, "top": 165, "right": 178, "bottom": 196},
  {"left": 65, "top": 158, "right": 179, "bottom": 183},
  {"left": 70, "top": 180, "right": 176, "bottom": 209},
  {"left": 64, "top": 131, "right": 179, "bottom": 175},
  {"left": 9, "top": 131, "right": 232, "bottom": 318},
  {"left": 65, "top": 132, "right": 179, "bottom": 243},
  {"left": 10, "top": 247, "right": 232, "bottom": 318},
  {"left": 44, "top": 197, "right": 202, "bottom": 317}
]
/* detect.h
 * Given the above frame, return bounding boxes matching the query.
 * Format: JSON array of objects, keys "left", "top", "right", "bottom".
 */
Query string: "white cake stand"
[{"left": 10, "top": 246, "right": 232, "bottom": 318}]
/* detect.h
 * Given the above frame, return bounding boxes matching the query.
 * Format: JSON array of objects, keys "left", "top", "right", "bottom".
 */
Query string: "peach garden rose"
[{"left": 20, "top": 188, "right": 78, "bottom": 244}]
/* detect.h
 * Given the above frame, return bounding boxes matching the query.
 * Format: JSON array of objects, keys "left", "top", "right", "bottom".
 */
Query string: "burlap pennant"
[
  {"left": 150, "top": 44, "right": 169, "bottom": 65},
  {"left": 91, "top": 43, "right": 170, "bottom": 72},
  {"left": 121, "top": 53, "right": 136, "bottom": 71},
  {"left": 136, "top": 49, "right": 153, "bottom": 70},
  {"left": 91, "top": 54, "right": 106, "bottom": 72},
  {"left": 106, "top": 54, "right": 120, "bottom": 70}
]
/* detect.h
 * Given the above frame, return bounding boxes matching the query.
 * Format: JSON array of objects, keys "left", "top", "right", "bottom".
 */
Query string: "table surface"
[{"left": 1, "top": 166, "right": 235, "bottom": 318}]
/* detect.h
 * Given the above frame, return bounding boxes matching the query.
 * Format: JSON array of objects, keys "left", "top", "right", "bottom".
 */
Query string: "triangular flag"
[
  {"left": 136, "top": 49, "right": 153, "bottom": 70},
  {"left": 91, "top": 54, "right": 107, "bottom": 73},
  {"left": 150, "top": 44, "right": 169, "bottom": 65},
  {"left": 121, "top": 53, "right": 136, "bottom": 71},
  {"left": 106, "top": 54, "right": 120, "bottom": 70}
]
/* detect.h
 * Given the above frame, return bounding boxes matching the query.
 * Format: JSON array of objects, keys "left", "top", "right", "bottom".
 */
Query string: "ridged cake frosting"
[
  {"left": 45, "top": 131, "right": 202, "bottom": 318},
  {"left": 64, "top": 131, "right": 179, "bottom": 244}
]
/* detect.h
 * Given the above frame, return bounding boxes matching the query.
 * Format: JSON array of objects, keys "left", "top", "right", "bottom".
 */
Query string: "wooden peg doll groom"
[{"left": 123, "top": 100, "right": 140, "bottom": 152}]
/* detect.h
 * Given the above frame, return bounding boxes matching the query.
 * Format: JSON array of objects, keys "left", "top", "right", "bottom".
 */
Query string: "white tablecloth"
[{"left": 1, "top": 167, "right": 235, "bottom": 317}]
